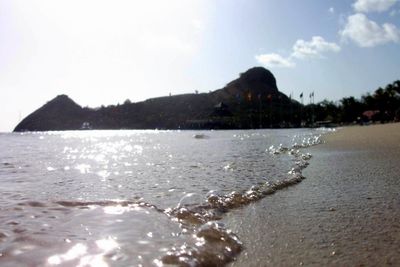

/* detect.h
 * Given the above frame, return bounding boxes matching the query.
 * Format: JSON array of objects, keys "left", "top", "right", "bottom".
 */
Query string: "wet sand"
[{"left": 226, "top": 123, "right": 400, "bottom": 266}]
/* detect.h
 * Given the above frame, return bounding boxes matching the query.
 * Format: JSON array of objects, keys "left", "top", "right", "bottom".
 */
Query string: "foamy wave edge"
[{"left": 52, "top": 129, "right": 333, "bottom": 267}]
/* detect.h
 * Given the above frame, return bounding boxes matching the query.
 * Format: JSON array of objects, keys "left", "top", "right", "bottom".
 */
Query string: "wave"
[{"left": 34, "top": 130, "right": 326, "bottom": 266}]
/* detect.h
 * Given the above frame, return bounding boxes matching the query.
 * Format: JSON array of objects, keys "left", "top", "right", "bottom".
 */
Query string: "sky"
[{"left": 1, "top": 0, "right": 400, "bottom": 132}]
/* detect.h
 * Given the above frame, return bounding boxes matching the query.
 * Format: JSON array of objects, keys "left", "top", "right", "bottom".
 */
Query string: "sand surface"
[{"left": 226, "top": 123, "right": 400, "bottom": 266}]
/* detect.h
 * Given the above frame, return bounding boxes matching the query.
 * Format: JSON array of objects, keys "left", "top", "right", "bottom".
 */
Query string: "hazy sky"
[{"left": 1, "top": 0, "right": 400, "bottom": 131}]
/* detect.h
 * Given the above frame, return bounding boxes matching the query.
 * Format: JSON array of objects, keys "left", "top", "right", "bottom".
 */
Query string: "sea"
[{"left": 0, "top": 128, "right": 331, "bottom": 267}]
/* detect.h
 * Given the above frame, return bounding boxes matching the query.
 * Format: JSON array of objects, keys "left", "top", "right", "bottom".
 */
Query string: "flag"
[{"left": 300, "top": 92, "right": 303, "bottom": 98}]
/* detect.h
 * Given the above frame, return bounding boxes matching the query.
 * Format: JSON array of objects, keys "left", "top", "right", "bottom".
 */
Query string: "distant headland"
[
  {"left": 14, "top": 67, "right": 300, "bottom": 131},
  {"left": 13, "top": 67, "right": 400, "bottom": 132}
]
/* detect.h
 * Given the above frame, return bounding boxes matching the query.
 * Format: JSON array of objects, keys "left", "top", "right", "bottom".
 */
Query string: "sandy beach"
[{"left": 226, "top": 123, "right": 400, "bottom": 266}]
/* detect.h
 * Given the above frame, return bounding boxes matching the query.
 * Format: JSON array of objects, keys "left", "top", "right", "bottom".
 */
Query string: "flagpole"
[
  {"left": 310, "top": 91, "right": 315, "bottom": 127},
  {"left": 313, "top": 91, "right": 315, "bottom": 126},
  {"left": 300, "top": 92, "right": 304, "bottom": 127}
]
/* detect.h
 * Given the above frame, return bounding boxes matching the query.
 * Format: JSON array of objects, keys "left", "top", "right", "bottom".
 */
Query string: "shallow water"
[{"left": 0, "top": 129, "right": 327, "bottom": 266}]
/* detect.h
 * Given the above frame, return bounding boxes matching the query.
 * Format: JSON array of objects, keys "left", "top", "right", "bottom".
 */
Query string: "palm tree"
[{"left": 340, "top": 97, "right": 363, "bottom": 123}]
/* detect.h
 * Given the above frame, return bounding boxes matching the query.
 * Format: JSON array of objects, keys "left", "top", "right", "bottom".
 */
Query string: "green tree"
[{"left": 340, "top": 97, "right": 363, "bottom": 123}]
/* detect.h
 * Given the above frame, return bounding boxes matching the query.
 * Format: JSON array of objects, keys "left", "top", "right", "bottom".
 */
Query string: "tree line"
[{"left": 301, "top": 80, "right": 400, "bottom": 125}]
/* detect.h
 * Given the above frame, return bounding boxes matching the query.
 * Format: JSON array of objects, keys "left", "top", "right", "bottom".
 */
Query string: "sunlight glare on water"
[{"left": 0, "top": 129, "right": 329, "bottom": 266}]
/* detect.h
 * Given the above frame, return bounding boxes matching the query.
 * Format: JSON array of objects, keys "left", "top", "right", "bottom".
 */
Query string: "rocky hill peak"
[{"left": 238, "top": 67, "right": 278, "bottom": 91}]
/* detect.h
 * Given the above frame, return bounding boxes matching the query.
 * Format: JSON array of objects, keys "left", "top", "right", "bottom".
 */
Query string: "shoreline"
[{"left": 226, "top": 123, "right": 400, "bottom": 266}]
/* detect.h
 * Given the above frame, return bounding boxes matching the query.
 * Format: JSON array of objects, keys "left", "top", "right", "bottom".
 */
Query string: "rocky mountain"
[
  {"left": 13, "top": 67, "right": 301, "bottom": 131},
  {"left": 14, "top": 95, "right": 88, "bottom": 131}
]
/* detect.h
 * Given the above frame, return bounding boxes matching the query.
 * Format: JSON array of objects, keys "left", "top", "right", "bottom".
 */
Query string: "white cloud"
[
  {"left": 353, "top": 0, "right": 398, "bottom": 13},
  {"left": 340, "top": 13, "right": 400, "bottom": 47},
  {"left": 256, "top": 36, "right": 340, "bottom": 68},
  {"left": 292, "top": 36, "right": 341, "bottom": 59},
  {"left": 329, "top": 7, "right": 335, "bottom": 14},
  {"left": 255, "top": 53, "right": 295, "bottom": 68}
]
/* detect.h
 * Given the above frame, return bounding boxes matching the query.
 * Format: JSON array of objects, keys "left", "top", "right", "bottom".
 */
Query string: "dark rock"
[{"left": 14, "top": 95, "right": 88, "bottom": 131}]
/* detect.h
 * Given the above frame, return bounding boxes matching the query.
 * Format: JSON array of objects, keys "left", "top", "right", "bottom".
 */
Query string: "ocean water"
[{"left": 0, "top": 129, "right": 327, "bottom": 266}]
